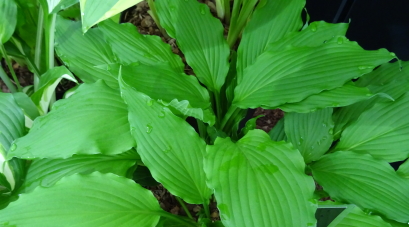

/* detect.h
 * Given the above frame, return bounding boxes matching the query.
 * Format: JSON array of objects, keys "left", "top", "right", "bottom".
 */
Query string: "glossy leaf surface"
[
  {"left": 205, "top": 130, "right": 316, "bottom": 227},
  {"left": 9, "top": 80, "right": 135, "bottom": 159},
  {"left": 120, "top": 76, "right": 211, "bottom": 204},
  {"left": 0, "top": 172, "right": 162, "bottom": 227},
  {"left": 311, "top": 151, "right": 409, "bottom": 223}
]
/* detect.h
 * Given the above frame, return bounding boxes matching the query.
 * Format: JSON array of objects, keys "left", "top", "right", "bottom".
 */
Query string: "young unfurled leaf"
[
  {"left": 311, "top": 151, "right": 409, "bottom": 223},
  {"left": 205, "top": 130, "right": 316, "bottom": 227},
  {"left": 120, "top": 76, "right": 212, "bottom": 204},
  {"left": 0, "top": 172, "right": 162, "bottom": 226},
  {"left": 8, "top": 80, "right": 135, "bottom": 159}
]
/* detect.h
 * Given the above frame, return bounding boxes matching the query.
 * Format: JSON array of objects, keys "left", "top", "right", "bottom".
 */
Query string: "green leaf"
[
  {"left": 285, "top": 108, "right": 334, "bottom": 163},
  {"left": 0, "top": 93, "right": 25, "bottom": 151},
  {"left": 30, "top": 66, "right": 78, "bottom": 115},
  {"left": 205, "top": 130, "right": 316, "bottom": 227},
  {"left": 156, "top": 0, "right": 230, "bottom": 92},
  {"left": 14, "top": 0, "right": 38, "bottom": 49},
  {"left": 334, "top": 92, "right": 409, "bottom": 162},
  {"left": 45, "top": 0, "right": 78, "bottom": 13},
  {"left": 19, "top": 150, "right": 139, "bottom": 193},
  {"left": 356, "top": 60, "right": 409, "bottom": 87},
  {"left": 278, "top": 82, "right": 375, "bottom": 113},
  {"left": 11, "top": 92, "right": 39, "bottom": 122},
  {"left": 80, "top": 0, "right": 143, "bottom": 32},
  {"left": 311, "top": 151, "right": 409, "bottom": 223},
  {"left": 0, "top": 172, "right": 162, "bottom": 226},
  {"left": 233, "top": 37, "right": 394, "bottom": 109},
  {"left": 98, "top": 19, "right": 184, "bottom": 73},
  {"left": 55, "top": 16, "right": 118, "bottom": 87},
  {"left": 8, "top": 80, "right": 135, "bottom": 159},
  {"left": 118, "top": 63, "right": 215, "bottom": 125},
  {"left": 397, "top": 159, "right": 409, "bottom": 178},
  {"left": 268, "top": 118, "right": 286, "bottom": 141},
  {"left": 328, "top": 205, "right": 392, "bottom": 227},
  {"left": 0, "top": 0, "right": 17, "bottom": 43},
  {"left": 236, "top": 0, "right": 305, "bottom": 82},
  {"left": 120, "top": 76, "right": 212, "bottom": 204}
]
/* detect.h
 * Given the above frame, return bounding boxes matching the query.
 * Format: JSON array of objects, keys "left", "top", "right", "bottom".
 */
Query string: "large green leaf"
[
  {"left": 205, "top": 130, "right": 316, "bottom": 227},
  {"left": 79, "top": 0, "right": 143, "bottom": 32},
  {"left": 156, "top": 0, "right": 230, "bottom": 92},
  {"left": 0, "top": 0, "right": 17, "bottom": 43},
  {"left": 98, "top": 19, "right": 184, "bottom": 73},
  {"left": 118, "top": 63, "right": 215, "bottom": 125},
  {"left": 311, "top": 151, "right": 409, "bottom": 223},
  {"left": 55, "top": 16, "right": 118, "bottom": 87},
  {"left": 19, "top": 150, "right": 139, "bottom": 193},
  {"left": 120, "top": 76, "right": 211, "bottom": 204},
  {"left": 328, "top": 205, "right": 393, "bottom": 227},
  {"left": 334, "top": 92, "right": 409, "bottom": 162},
  {"left": 8, "top": 80, "right": 135, "bottom": 159},
  {"left": 236, "top": 0, "right": 305, "bottom": 82},
  {"left": 284, "top": 108, "right": 333, "bottom": 163},
  {"left": 0, "top": 172, "right": 162, "bottom": 226},
  {"left": 0, "top": 93, "right": 25, "bottom": 151},
  {"left": 30, "top": 66, "right": 78, "bottom": 115},
  {"left": 356, "top": 60, "right": 409, "bottom": 87},
  {"left": 278, "top": 82, "right": 375, "bottom": 113},
  {"left": 233, "top": 37, "right": 394, "bottom": 109}
]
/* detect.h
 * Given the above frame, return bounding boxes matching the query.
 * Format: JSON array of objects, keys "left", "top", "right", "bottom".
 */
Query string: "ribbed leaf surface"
[
  {"left": 156, "top": 0, "right": 230, "bottom": 92},
  {"left": 0, "top": 0, "right": 17, "bottom": 43},
  {"left": 8, "top": 80, "right": 135, "bottom": 159},
  {"left": 118, "top": 63, "right": 215, "bottom": 125},
  {"left": 98, "top": 20, "right": 184, "bottom": 72},
  {"left": 120, "top": 76, "right": 211, "bottom": 204},
  {"left": 55, "top": 16, "right": 118, "bottom": 87},
  {"left": 0, "top": 93, "right": 25, "bottom": 151},
  {"left": 233, "top": 37, "right": 394, "bottom": 109},
  {"left": 236, "top": 0, "right": 305, "bottom": 82},
  {"left": 335, "top": 92, "right": 409, "bottom": 162},
  {"left": 19, "top": 150, "right": 139, "bottom": 193},
  {"left": 311, "top": 151, "right": 409, "bottom": 223},
  {"left": 0, "top": 172, "right": 162, "bottom": 227},
  {"left": 284, "top": 108, "right": 333, "bottom": 163},
  {"left": 205, "top": 130, "right": 316, "bottom": 227},
  {"left": 356, "top": 60, "right": 409, "bottom": 87},
  {"left": 328, "top": 205, "right": 392, "bottom": 227}
]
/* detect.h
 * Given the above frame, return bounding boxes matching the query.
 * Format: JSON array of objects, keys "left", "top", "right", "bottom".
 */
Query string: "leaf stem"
[
  {"left": 213, "top": 90, "right": 223, "bottom": 126},
  {"left": 0, "top": 44, "right": 22, "bottom": 92},
  {"left": 34, "top": 6, "right": 45, "bottom": 91},
  {"left": 0, "top": 63, "right": 17, "bottom": 93},
  {"left": 196, "top": 119, "right": 207, "bottom": 140},
  {"left": 175, "top": 196, "right": 194, "bottom": 220},
  {"left": 203, "top": 199, "right": 211, "bottom": 219}
]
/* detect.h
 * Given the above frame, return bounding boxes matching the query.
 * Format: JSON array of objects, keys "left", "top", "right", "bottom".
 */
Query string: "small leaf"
[
  {"left": 156, "top": 0, "right": 230, "bottom": 92},
  {"left": 80, "top": 0, "right": 143, "bottom": 32},
  {"left": 268, "top": 118, "right": 286, "bottom": 141},
  {"left": 0, "top": 0, "right": 17, "bottom": 43},
  {"left": 9, "top": 80, "right": 135, "bottom": 159},
  {"left": 0, "top": 172, "right": 162, "bottom": 226},
  {"left": 285, "top": 108, "right": 334, "bottom": 163},
  {"left": 120, "top": 76, "right": 212, "bottom": 204},
  {"left": 328, "top": 205, "right": 393, "bottom": 227},
  {"left": 334, "top": 92, "right": 409, "bottom": 162},
  {"left": 311, "top": 151, "right": 409, "bottom": 223},
  {"left": 205, "top": 130, "right": 316, "bottom": 227}
]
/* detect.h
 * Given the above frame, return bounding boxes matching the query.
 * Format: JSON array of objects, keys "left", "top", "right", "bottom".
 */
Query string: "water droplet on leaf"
[
  {"left": 10, "top": 143, "right": 17, "bottom": 151},
  {"left": 310, "top": 24, "right": 317, "bottom": 32},
  {"left": 147, "top": 99, "right": 153, "bottom": 106},
  {"left": 200, "top": 5, "right": 206, "bottom": 14},
  {"left": 158, "top": 110, "right": 165, "bottom": 118},
  {"left": 146, "top": 124, "right": 153, "bottom": 134},
  {"left": 163, "top": 145, "right": 172, "bottom": 153}
]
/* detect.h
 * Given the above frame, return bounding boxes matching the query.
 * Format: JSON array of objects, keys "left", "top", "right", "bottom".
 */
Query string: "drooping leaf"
[
  {"left": 334, "top": 92, "right": 409, "bottom": 162},
  {"left": 311, "top": 151, "right": 409, "bottom": 223},
  {"left": 19, "top": 150, "right": 139, "bottom": 193},
  {"left": 205, "top": 130, "right": 316, "bottom": 227},
  {"left": 120, "top": 76, "right": 212, "bottom": 204},
  {"left": 0, "top": 0, "right": 17, "bottom": 43},
  {"left": 79, "top": 0, "right": 143, "bottom": 32},
  {"left": 156, "top": 0, "right": 230, "bottom": 92},
  {"left": 233, "top": 37, "right": 394, "bottom": 109},
  {"left": 278, "top": 82, "right": 375, "bottom": 113},
  {"left": 236, "top": 0, "right": 305, "bottom": 83},
  {"left": 30, "top": 66, "right": 78, "bottom": 115},
  {"left": 285, "top": 108, "right": 333, "bottom": 163},
  {"left": 356, "top": 60, "right": 409, "bottom": 87},
  {"left": 55, "top": 16, "right": 118, "bottom": 87},
  {"left": 328, "top": 205, "right": 392, "bottom": 227},
  {"left": 98, "top": 19, "right": 184, "bottom": 73},
  {"left": 0, "top": 172, "right": 162, "bottom": 227},
  {"left": 115, "top": 63, "right": 215, "bottom": 125},
  {"left": 8, "top": 80, "right": 135, "bottom": 159}
]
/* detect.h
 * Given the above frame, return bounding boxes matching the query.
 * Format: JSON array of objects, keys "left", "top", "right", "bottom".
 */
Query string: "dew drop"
[
  {"left": 337, "top": 37, "right": 344, "bottom": 44},
  {"left": 390, "top": 52, "right": 396, "bottom": 57},
  {"left": 322, "top": 123, "right": 327, "bottom": 127},
  {"left": 147, "top": 99, "right": 154, "bottom": 106},
  {"left": 158, "top": 110, "right": 166, "bottom": 118},
  {"left": 169, "top": 5, "right": 176, "bottom": 11},
  {"left": 200, "top": 5, "right": 206, "bottom": 14},
  {"left": 163, "top": 145, "right": 172, "bottom": 153},
  {"left": 130, "top": 127, "right": 136, "bottom": 134},
  {"left": 310, "top": 24, "right": 317, "bottom": 32},
  {"left": 256, "top": 143, "right": 267, "bottom": 151},
  {"left": 146, "top": 124, "right": 153, "bottom": 134},
  {"left": 323, "top": 40, "right": 327, "bottom": 44},
  {"left": 10, "top": 143, "right": 17, "bottom": 152},
  {"left": 358, "top": 65, "right": 373, "bottom": 70}
]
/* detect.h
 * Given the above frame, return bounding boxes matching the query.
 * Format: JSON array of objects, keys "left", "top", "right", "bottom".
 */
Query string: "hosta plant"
[{"left": 1, "top": 0, "right": 409, "bottom": 226}]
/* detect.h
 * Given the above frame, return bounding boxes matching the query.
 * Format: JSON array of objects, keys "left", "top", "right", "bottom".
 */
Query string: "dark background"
[{"left": 306, "top": 0, "right": 409, "bottom": 60}]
